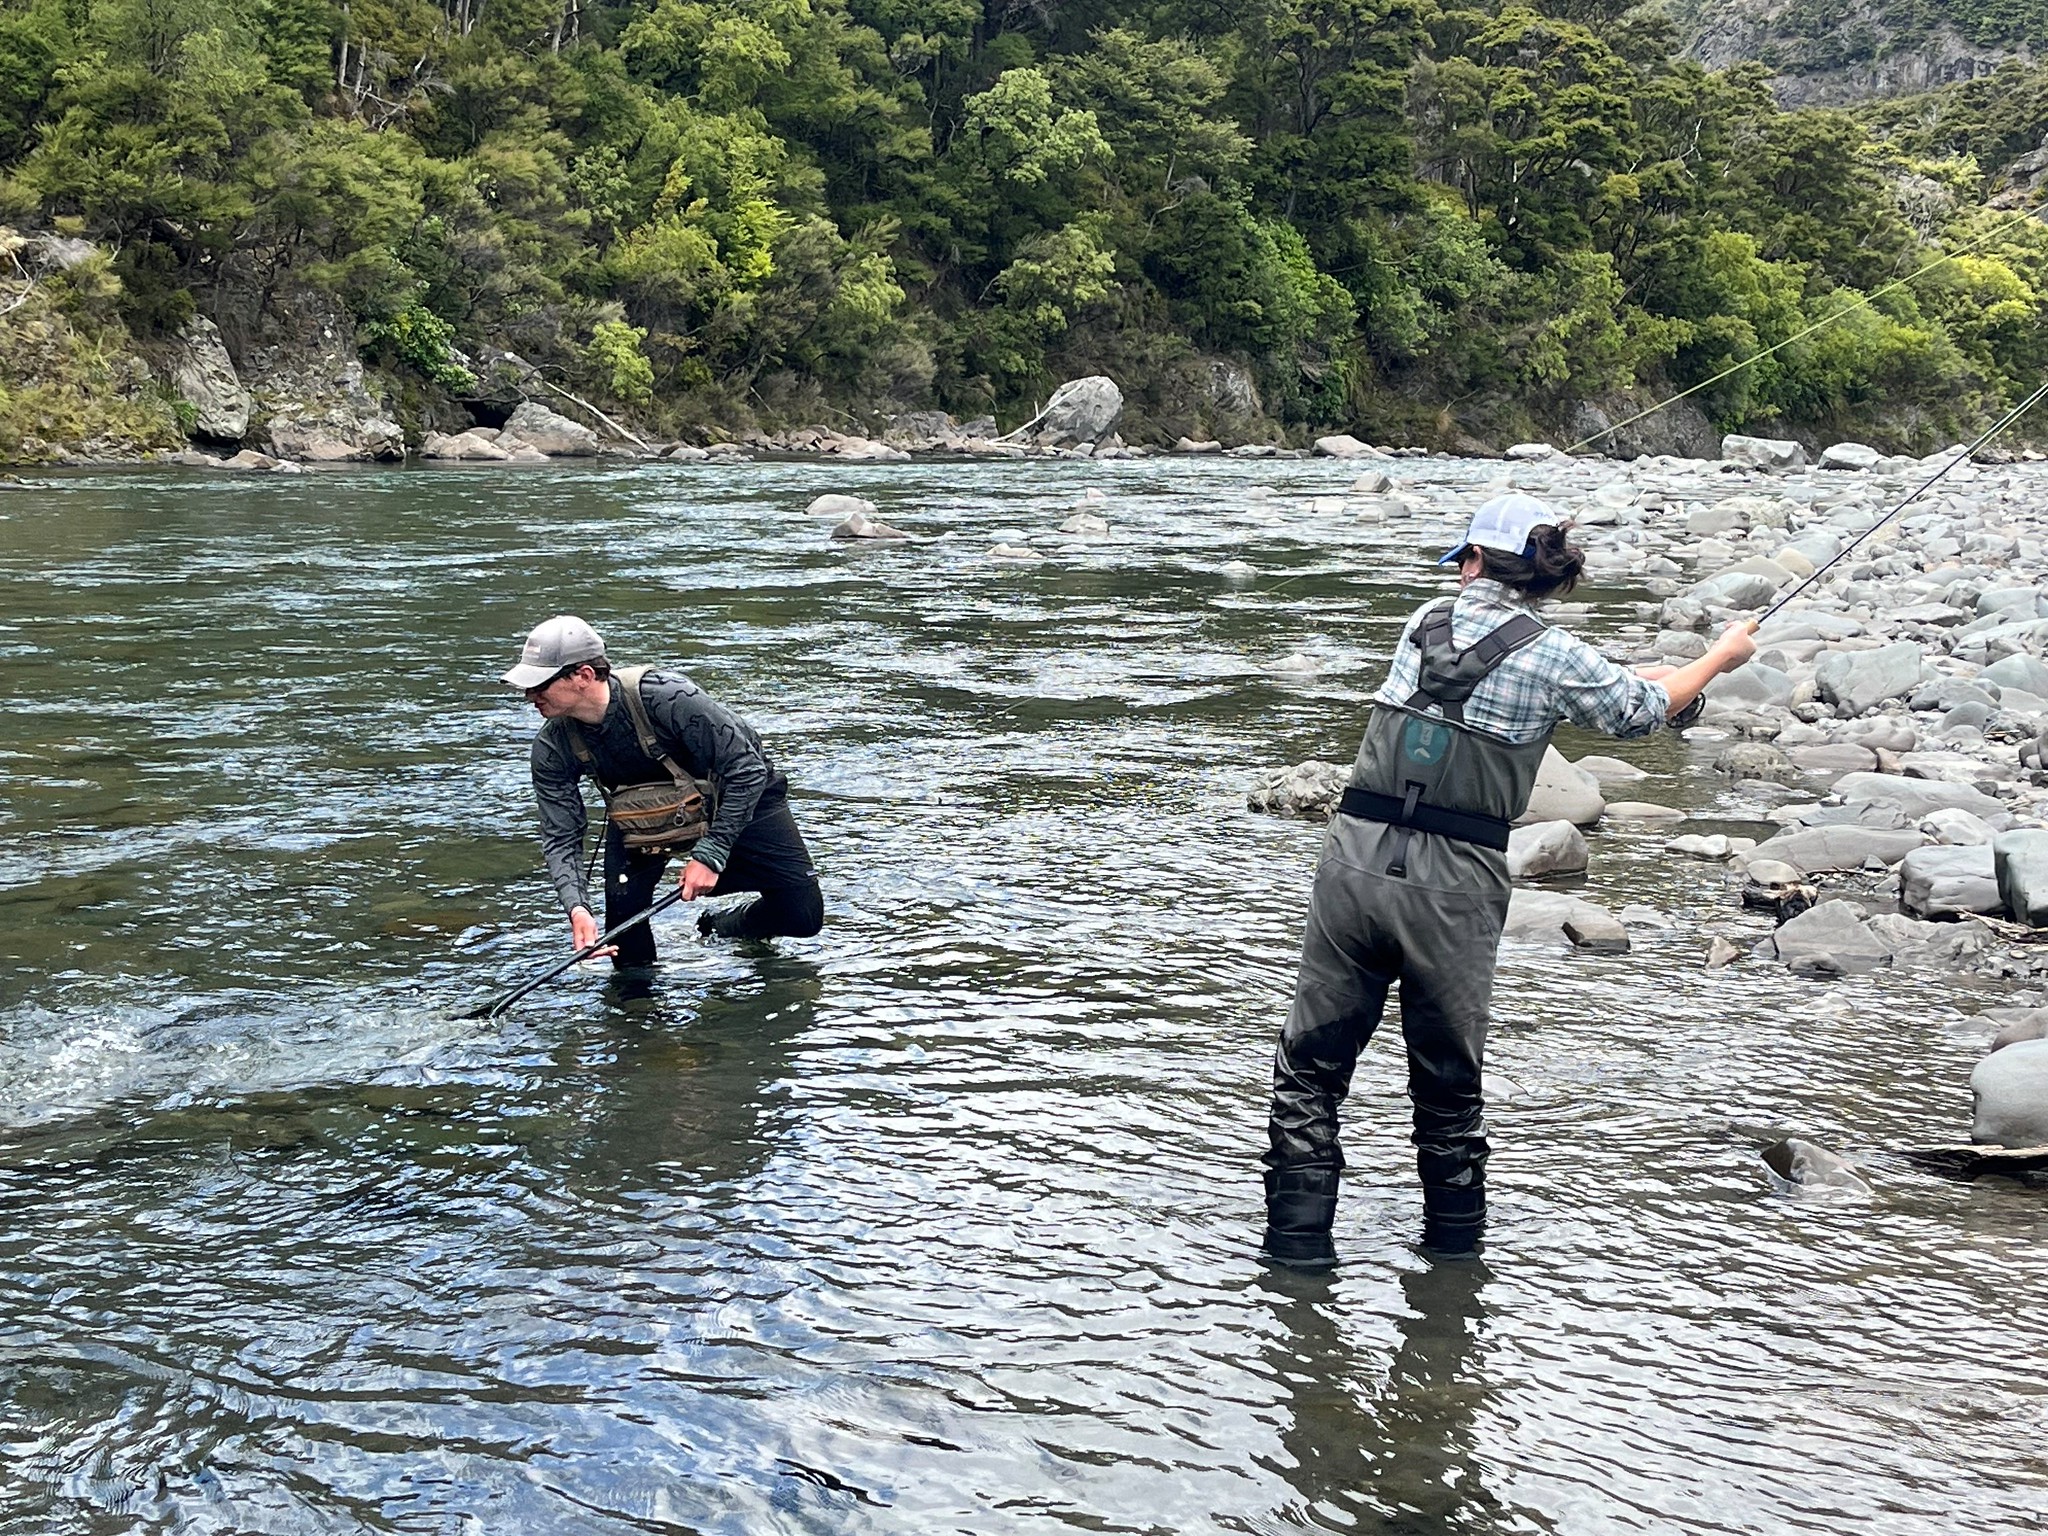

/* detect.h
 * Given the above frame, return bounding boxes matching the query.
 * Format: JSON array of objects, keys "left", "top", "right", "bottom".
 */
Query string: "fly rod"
[
  {"left": 1754, "top": 376, "right": 2048, "bottom": 627},
  {"left": 462, "top": 887, "right": 688, "bottom": 1020}
]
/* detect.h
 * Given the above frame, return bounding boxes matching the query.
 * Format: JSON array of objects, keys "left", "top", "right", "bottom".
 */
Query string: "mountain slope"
[{"left": 1672, "top": 0, "right": 2046, "bottom": 105}]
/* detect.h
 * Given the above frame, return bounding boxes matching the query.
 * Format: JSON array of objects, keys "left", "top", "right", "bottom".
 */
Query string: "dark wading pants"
[
  {"left": 604, "top": 798, "right": 824, "bottom": 967},
  {"left": 1265, "top": 816, "right": 1510, "bottom": 1245}
]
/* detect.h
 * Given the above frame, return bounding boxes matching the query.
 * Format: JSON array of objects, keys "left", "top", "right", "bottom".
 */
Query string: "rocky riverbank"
[{"left": 1248, "top": 434, "right": 2048, "bottom": 1154}]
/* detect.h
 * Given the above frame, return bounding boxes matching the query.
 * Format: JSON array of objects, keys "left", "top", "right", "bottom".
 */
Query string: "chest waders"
[
  {"left": 1263, "top": 602, "right": 1553, "bottom": 1266},
  {"left": 1340, "top": 604, "right": 1552, "bottom": 873}
]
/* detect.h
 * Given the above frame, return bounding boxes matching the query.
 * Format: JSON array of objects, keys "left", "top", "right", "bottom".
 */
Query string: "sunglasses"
[{"left": 524, "top": 664, "right": 585, "bottom": 697}]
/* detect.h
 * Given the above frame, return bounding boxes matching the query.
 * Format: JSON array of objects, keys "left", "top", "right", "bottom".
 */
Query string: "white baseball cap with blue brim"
[
  {"left": 501, "top": 614, "right": 608, "bottom": 688},
  {"left": 1438, "top": 493, "right": 1559, "bottom": 565}
]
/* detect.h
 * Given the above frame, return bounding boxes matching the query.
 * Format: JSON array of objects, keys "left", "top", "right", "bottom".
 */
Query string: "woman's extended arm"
[{"left": 1641, "top": 622, "right": 1757, "bottom": 720}]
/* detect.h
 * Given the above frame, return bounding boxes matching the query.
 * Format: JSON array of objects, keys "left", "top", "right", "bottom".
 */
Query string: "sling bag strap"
[
  {"left": 563, "top": 665, "right": 693, "bottom": 790},
  {"left": 1405, "top": 604, "right": 1547, "bottom": 725}
]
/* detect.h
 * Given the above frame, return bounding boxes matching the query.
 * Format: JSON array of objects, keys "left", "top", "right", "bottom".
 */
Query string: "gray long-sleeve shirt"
[{"left": 529, "top": 670, "right": 786, "bottom": 914}]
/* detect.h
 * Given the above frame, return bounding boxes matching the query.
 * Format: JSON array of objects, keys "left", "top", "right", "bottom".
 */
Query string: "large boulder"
[
  {"left": 420, "top": 429, "right": 512, "bottom": 461},
  {"left": 1971, "top": 1038, "right": 2048, "bottom": 1147},
  {"left": 1981, "top": 654, "right": 2048, "bottom": 699},
  {"left": 1815, "top": 642, "right": 1923, "bottom": 715},
  {"left": 1900, "top": 844, "right": 2002, "bottom": 918},
  {"left": 1248, "top": 761, "right": 1347, "bottom": 821},
  {"left": 268, "top": 414, "right": 403, "bottom": 461},
  {"left": 1994, "top": 829, "right": 2048, "bottom": 927},
  {"left": 1010, "top": 376, "right": 1122, "bottom": 448},
  {"left": 1507, "top": 819, "right": 1589, "bottom": 879},
  {"left": 1768, "top": 899, "right": 1891, "bottom": 976},
  {"left": 167, "top": 315, "right": 251, "bottom": 440},
  {"left": 503, "top": 401, "right": 600, "bottom": 456},
  {"left": 1707, "top": 660, "right": 1795, "bottom": 710},
  {"left": 1517, "top": 746, "right": 1604, "bottom": 827},
  {"left": 1313, "top": 434, "right": 1379, "bottom": 457},
  {"left": 1751, "top": 825, "right": 1924, "bottom": 874},
  {"left": 831, "top": 509, "right": 908, "bottom": 540},
  {"left": 1689, "top": 567, "right": 1781, "bottom": 609},
  {"left": 1835, "top": 771, "right": 2002, "bottom": 821},
  {"left": 1819, "top": 441, "right": 1881, "bottom": 471},
  {"left": 1721, "top": 433, "right": 1808, "bottom": 469},
  {"left": 805, "top": 493, "right": 877, "bottom": 519}
]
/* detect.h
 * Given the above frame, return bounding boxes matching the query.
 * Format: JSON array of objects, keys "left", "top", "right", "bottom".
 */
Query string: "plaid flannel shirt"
[{"left": 1375, "top": 579, "right": 1671, "bottom": 745}]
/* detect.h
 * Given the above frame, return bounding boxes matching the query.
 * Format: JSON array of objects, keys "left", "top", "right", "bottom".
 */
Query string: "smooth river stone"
[
  {"left": 1995, "top": 829, "right": 2048, "bottom": 927},
  {"left": 1769, "top": 899, "right": 1891, "bottom": 976},
  {"left": 1834, "top": 772, "right": 2002, "bottom": 820},
  {"left": 1899, "top": 844, "right": 2002, "bottom": 918},
  {"left": 1507, "top": 820, "right": 1589, "bottom": 880},
  {"left": 1972, "top": 1038, "right": 2048, "bottom": 1147},
  {"left": 1752, "top": 825, "right": 1924, "bottom": 874},
  {"left": 1517, "top": 747, "right": 1604, "bottom": 827},
  {"left": 1605, "top": 801, "right": 1685, "bottom": 822},
  {"left": 1816, "top": 641, "right": 1924, "bottom": 715},
  {"left": 1788, "top": 742, "right": 1878, "bottom": 774}
]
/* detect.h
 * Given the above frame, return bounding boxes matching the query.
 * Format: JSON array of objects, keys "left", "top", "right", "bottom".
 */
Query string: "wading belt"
[
  {"left": 1338, "top": 786, "right": 1512, "bottom": 851},
  {"left": 1345, "top": 605, "right": 1546, "bottom": 875}
]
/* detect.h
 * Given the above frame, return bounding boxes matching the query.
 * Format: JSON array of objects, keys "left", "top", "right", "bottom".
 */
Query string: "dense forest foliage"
[{"left": 4, "top": 0, "right": 2048, "bottom": 447}]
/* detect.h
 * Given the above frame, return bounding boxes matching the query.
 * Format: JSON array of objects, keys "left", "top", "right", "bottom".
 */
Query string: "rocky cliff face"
[{"left": 1678, "top": 0, "right": 2038, "bottom": 106}]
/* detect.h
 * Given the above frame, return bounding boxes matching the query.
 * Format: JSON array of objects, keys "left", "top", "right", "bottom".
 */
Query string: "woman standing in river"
[{"left": 1261, "top": 494, "right": 1758, "bottom": 1265}]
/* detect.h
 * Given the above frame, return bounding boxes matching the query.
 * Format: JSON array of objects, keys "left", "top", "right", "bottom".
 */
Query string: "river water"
[{"left": 0, "top": 457, "right": 2043, "bottom": 1534}]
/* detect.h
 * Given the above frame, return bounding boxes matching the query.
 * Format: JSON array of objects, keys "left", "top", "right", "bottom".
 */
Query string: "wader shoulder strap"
[
  {"left": 1406, "top": 607, "right": 1547, "bottom": 724},
  {"left": 613, "top": 665, "right": 694, "bottom": 789}
]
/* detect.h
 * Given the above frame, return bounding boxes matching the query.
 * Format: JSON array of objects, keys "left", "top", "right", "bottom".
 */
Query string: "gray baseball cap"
[{"left": 501, "top": 614, "right": 607, "bottom": 688}]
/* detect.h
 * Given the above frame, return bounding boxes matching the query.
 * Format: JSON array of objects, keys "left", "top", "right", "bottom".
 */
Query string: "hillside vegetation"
[{"left": 4, "top": 0, "right": 2048, "bottom": 453}]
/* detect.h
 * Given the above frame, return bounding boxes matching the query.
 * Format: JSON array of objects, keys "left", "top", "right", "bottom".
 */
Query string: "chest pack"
[
  {"left": 1341, "top": 602, "right": 1552, "bottom": 876},
  {"left": 564, "top": 666, "right": 719, "bottom": 854}
]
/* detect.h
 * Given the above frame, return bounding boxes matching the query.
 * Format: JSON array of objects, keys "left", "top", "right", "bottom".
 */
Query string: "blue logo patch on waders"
[{"left": 1401, "top": 717, "right": 1451, "bottom": 767}]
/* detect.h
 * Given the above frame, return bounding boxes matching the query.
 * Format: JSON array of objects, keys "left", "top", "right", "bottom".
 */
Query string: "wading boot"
[
  {"left": 1262, "top": 1164, "right": 1340, "bottom": 1270},
  {"left": 1418, "top": 1152, "right": 1485, "bottom": 1259}
]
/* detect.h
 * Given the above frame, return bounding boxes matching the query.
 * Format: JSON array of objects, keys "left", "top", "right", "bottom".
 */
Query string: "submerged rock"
[
  {"left": 1761, "top": 1138, "right": 1873, "bottom": 1195},
  {"left": 1714, "top": 742, "right": 1798, "bottom": 784},
  {"left": 1503, "top": 889, "right": 1620, "bottom": 945},
  {"left": 831, "top": 510, "right": 907, "bottom": 540}
]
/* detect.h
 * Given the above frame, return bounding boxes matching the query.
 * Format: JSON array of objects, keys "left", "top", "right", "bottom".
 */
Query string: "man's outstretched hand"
[
  {"left": 569, "top": 905, "right": 617, "bottom": 959},
  {"left": 677, "top": 859, "right": 720, "bottom": 900}
]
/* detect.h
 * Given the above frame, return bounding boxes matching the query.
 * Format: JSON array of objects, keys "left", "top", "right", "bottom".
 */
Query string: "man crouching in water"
[
  {"left": 1261, "top": 495, "right": 1756, "bottom": 1265},
  {"left": 503, "top": 615, "right": 824, "bottom": 967}
]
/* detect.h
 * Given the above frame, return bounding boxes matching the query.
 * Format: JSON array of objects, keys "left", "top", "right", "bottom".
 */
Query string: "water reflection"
[
  {"left": 569, "top": 957, "right": 823, "bottom": 1192},
  {"left": 1260, "top": 1260, "right": 1534, "bottom": 1534}
]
